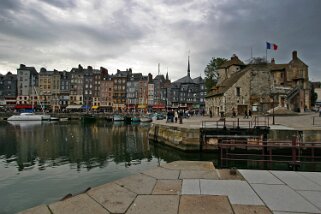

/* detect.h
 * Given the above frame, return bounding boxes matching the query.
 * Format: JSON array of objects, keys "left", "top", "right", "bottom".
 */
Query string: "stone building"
[
  {"left": 16, "top": 64, "right": 38, "bottom": 110},
  {"left": 169, "top": 56, "right": 205, "bottom": 110},
  {"left": 38, "top": 68, "right": 60, "bottom": 111},
  {"left": 69, "top": 65, "right": 84, "bottom": 107},
  {"left": 113, "top": 69, "right": 130, "bottom": 112},
  {"left": 206, "top": 64, "right": 272, "bottom": 117},
  {"left": 270, "top": 51, "right": 310, "bottom": 112},
  {"left": 0, "top": 72, "right": 17, "bottom": 109},
  {"left": 206, "top": 51, "right": 311, "bottom": 116},
  {"left": 99, "top": 67, "right": 113, "bottom": 112},
  {"left": 59, "top": 70, "right": 71, "bottom": 110},
  {"left": 147, "top": 73, "right": 154, "bottom": 109}
]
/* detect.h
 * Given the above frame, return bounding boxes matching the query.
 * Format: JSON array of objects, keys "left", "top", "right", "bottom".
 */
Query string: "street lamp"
[{"left": 272, "top": 94, "right": 275, "bottom": 125}]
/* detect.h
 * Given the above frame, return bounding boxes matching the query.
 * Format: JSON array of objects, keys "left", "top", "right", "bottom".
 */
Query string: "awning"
[
  {"left": 127, "top": 104, "right": 136, "bottom": 109},
  {"left": 152, "top": 104, "right": 165, "bottom": 109},
  {"left": 66, "top": 105, "right": 82, "bottom": 109},
  {"left": 91, "top": 105, "right": 99, "bottom": 109},
  {"left": 82, "top": 105, "right": 90, "bottom": 109},
  {"left": 15, "top": 104, "right": 33, "bottom": 109},
  {"left": 137, "top": 104, "right": 147, "bottom": 109}
]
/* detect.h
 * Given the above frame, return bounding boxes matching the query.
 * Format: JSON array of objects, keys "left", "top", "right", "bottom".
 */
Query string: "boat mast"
[{"left": 34, "top": 87, "right": 45, "bottom": 114}]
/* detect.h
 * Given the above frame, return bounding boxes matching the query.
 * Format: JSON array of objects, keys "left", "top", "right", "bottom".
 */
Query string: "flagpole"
[{"left": 265, "top": 42, "right": 268, "bottom": 63}]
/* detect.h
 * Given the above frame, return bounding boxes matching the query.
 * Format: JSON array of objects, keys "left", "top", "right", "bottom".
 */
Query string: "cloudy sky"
[{"left": 0, "top": 0, "right": 320, "bottom": 81}]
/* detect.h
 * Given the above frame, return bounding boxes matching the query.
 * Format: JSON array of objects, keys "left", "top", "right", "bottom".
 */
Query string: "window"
[{"left": 236, "top": 87, "right": 241, "bottom": 96}]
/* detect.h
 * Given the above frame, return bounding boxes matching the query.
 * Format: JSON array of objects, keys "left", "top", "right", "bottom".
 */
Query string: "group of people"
[{"left": 166, "top": 110, "right": 185, "bottom": 123}]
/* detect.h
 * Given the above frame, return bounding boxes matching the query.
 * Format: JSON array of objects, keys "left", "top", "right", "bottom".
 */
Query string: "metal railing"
[
  {"left": 219, "top": 137, "right": 321, "bottom": 170},
  {"left": 202, "top": 116, "right": 270, "bottom": 129}
]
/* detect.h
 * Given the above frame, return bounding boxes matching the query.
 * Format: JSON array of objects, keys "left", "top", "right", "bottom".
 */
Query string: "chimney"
[
  {"left": 292, "top": 51, "right": 298, "bottom": 60},
  {"left": 271, "top": 58, "right": 275, "bottom": 64}
]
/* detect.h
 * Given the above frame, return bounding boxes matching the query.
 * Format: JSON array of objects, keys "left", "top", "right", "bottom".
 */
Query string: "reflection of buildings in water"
[{"left": 3, "top": 121, "right": 152, "bottom": 171}]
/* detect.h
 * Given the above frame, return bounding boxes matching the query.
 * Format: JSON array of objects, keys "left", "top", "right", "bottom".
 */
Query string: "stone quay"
[
  {"left": 20, "top": 160, "right": 321, "bottom": 214},
  {"left": 149, "top": 112, "right": 321, "bottom": 151}
]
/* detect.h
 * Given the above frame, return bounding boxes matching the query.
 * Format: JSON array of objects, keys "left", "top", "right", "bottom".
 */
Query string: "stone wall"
[{"left": 148, "top": 124, "right": 200, "bottom": 151}]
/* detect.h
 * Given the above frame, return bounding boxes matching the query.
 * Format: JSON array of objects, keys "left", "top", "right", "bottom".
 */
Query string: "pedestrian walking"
[
  {"left": 174, "top": 110, "right": 178, "bottom": 123},
  {"left": 244, "top": 110, "right": 248, "bottom": 119}
]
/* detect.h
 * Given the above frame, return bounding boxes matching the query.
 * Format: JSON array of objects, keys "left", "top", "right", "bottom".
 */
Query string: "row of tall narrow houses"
[
  {"left": 205, "top": 51, "right": 310, "bottom": 116},
  {"left": 0, "top": 58, "right": 205, "bottom": 112}
]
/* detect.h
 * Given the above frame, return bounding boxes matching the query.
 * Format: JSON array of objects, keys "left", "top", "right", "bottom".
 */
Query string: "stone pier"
[{"left": 20, "top": 161, "right": 321, "bottom": 214}]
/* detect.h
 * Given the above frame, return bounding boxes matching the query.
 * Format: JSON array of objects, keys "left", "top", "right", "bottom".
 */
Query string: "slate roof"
[
  {"left": 206, "top": 70, "right": 247, "bottom": 97},
  {"left": 193, "top": 76, "right": 204, "bottom": 84},
  {"left": 270, "top": 64, "right": 287, "bottom": 71},
  {"left": 206, "top": 65, "right": 267, "bottom": 98},
  {"left": 174, "top": 75, "right": 194, "bottom": 84}
]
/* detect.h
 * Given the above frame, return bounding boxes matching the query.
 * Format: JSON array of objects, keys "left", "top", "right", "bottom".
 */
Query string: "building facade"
[
  {"left": 0, "top": 72, "right": 17, "bottom": 109},
  {"left": 206, "top": 51, "right": 311, "bottom": 116}
]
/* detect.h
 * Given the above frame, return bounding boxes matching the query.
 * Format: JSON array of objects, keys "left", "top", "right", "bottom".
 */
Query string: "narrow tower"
[{"left": 187, "top": 55, "right": 190, "bottom": 77}]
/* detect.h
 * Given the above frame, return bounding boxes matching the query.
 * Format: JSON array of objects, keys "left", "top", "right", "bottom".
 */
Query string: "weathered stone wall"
[
  {"left": 149, "top": 123, "right": 321, "bottom": 152},
  {"left": 224, "top": 72, "right": 251, "bottom": 116},
  {"left": 148, "top": 124, "right": 201, "bottom": 151}
]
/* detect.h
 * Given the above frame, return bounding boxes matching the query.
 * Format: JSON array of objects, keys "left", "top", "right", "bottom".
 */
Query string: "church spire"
[{"left": 187, "top": 55, "right": 190, "bottom": 77}]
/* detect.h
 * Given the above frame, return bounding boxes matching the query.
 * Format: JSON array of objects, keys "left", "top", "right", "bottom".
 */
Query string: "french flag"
[{"left": 266, "top": 42, "right": 278, "bottom": 50}]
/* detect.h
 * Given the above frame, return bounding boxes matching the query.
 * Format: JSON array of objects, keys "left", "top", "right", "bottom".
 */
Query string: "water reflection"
[{"left": 0, "top": 121, "right": 153, "bottom": 172}]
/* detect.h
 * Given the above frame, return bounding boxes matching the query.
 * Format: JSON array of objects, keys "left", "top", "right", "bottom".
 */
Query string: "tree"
[
  {"left": 204, "top": 57, "right": 227, "bottom": 92},
  {"left": 248, "top": 57, "right": 267, "bottom": 65},
  {"left": 310, "top": 82, "right": 318, "bottom": 107}
]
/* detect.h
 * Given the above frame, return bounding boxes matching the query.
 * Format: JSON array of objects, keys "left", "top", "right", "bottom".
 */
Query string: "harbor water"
[
  {"left": 0, "top": 119, "right": 320, "bottom": 213},
  {"left": 0, "top": 120, "right": 215, "bottom": 213}
]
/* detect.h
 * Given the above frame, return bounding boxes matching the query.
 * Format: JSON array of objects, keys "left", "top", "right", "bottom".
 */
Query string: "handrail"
[
  {"left": 219, "top": 138, "right": 321, "bottom": 169},
  {"left": 202, "top": 116, "right": 270, "bottom": 129}
]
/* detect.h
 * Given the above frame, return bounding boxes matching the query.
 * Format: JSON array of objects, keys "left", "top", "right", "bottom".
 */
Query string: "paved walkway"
[
  {"left": 153, "top": 112, "right": 321, "bottom": 130},
  {"left": 20, "top": 161, "right": 321, "bottom": 214}
]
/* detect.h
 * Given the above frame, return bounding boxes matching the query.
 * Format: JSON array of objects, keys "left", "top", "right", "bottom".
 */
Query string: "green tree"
[
  {"left": 310, "top": 82, "right": 318, "bottom": 107},
  {"left": 204, "top": 57, "right": 227, "bottom": 92}
]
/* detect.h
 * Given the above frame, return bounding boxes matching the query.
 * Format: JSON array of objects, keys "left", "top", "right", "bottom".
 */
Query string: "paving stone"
[
  {"left": 161, "top": 161, "right": 215, "bottom": 171},
  {"left": 87, "top": 182, "right": 137, "bottom": 213},
  {"left": 273, "top": 212, "right": 313, "bottom": 214},
  {"left": 17, "top": 205, "right": 51, "bottom": 214},
  {"left": 126, "top": 195, "right": 179, "bottom": 214},
  {"left": 179, "top": 195, "right": 233, "bottom": 214},
  {"left": 239, "top": 170, "right": 283, "bottom": 184},
  {"left": 251, "top": 184, "right": 320, "bottom": 213},
  {"left": 142, "top": 166, "right": 180, "bottom": 179},
  {"left": 271, "top": 171, "right": 321, "bottom": 191},
  {"left": 232, "top": 204, "right": 272, "bottom": 214},
  {"left": 180, "top": 170, "right": 219, "bottom": 179},
  {"left": 200, "top": 180, "right": 263, "bottom": 205},
  {"left": 115, "top": 173, "right": 156, "bottom": 194},
  {"left": 217, "top": 169, "right": 244, "bottom": 180},
  {"left": 49, "top": 194, "right": 109, "bottom": 214},
  {"left": 298, "top": 190, "right": 321, "bottom": 210},
  {"left": 182, "top": 179, "right": 200, "bottom": 194},
  {"left": 299, "top": 171, "right": 321, "bottom": 187},
  {"left": 152, "top": 180, "right": 182, "bottom": 195}
]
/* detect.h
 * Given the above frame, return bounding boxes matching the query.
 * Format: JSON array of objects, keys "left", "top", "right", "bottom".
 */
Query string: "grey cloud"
[
  {"left": 0, "top": 0, "right": 321, "bottom": 81},
  {"left": 39, "top": 0, "right": 76, "bottom": 9}
]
